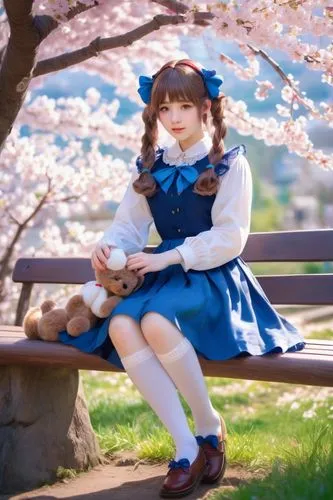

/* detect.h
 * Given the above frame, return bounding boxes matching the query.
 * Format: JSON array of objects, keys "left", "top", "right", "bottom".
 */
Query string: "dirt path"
[{"left": 1, "top": 452, "right": 262, "bottom": 500}]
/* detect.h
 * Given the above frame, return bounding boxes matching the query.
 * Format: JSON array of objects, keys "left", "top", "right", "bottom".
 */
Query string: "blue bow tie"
[
  {"left": 195, "top": 434, "right": 219, "bottom": 449},
  {"left": 152, "top": 164, "right": 199, "bottom": 195}
]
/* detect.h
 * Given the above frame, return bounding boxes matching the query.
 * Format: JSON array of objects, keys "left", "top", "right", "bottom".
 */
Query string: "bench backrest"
[{"left": 12, "top": 230, "right": 333, "bottom": 326}]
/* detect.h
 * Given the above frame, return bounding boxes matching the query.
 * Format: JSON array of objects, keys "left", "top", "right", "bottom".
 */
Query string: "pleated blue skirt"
[{"left": 59, "top": 238, "right": 306, "bottom": 369}]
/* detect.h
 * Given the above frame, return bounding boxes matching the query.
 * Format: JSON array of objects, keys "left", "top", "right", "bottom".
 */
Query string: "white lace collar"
[{"left": 163, "top": 134, "right": 212, "bottom": 167}]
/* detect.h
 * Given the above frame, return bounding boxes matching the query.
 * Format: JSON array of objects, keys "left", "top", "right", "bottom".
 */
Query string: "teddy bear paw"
[{"left": 67, "top": 317, "right": 92, "bottom": 337}]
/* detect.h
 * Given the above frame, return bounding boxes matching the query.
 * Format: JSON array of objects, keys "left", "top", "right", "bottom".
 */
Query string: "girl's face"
[{"left": 158, "top": 94, "right": 211, "bottom": 145}]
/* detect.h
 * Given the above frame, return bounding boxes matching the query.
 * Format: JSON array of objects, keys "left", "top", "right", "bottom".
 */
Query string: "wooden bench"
[{"left": 1, "top": 229, "right": 333, "bottom": 493}]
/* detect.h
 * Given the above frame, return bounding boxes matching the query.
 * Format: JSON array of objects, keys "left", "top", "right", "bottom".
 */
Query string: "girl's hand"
[
  {"left": 91, "top": 243, "right": 112, "bottom": 271},
  {"left": 126, "top": 252, "right": 172, "bottom": 276}
]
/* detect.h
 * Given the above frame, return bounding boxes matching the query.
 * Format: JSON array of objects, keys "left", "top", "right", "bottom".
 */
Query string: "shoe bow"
[
  {"left": 195, "top": 434, "right": 219, "bottom": 449},
  {"left": 168, "top": 458, "right": 191, "bottom": 470}
]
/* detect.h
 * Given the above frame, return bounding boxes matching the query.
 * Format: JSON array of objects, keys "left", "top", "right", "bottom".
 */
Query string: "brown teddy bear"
[
  {"left": 23, "top": 249, "right": 144, "bottom": 342},
  {"left": 23, "top": 296, "right": 98, "bottom": 342}
]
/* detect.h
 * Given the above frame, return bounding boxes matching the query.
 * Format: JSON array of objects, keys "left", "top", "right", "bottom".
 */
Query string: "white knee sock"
[
  {"left": 156, "top": 337, "right": 221, "bottom": 437},
  {"left": 120, "top": 345, "right": 198, "bottom": 463}
]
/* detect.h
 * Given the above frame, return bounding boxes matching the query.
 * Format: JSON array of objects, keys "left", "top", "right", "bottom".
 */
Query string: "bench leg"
[{"left": 0, "top": 365, "right": 102, "bottom": 494}]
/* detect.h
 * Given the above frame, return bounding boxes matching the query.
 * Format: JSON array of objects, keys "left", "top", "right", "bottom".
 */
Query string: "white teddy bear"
[{"left": 80, "top": 248, "right": 128, "bottom": 318}]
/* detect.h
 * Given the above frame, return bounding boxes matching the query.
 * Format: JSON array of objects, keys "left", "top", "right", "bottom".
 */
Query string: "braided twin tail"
[
  {"left": 193, "top": 95, "right": 227, "bottom": 196},
  {"left": 133, "top": 106, "right": 159, "bottom": 197}
]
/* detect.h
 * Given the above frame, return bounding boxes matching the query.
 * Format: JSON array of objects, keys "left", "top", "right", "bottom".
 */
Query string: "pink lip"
[{"left": 172, "top": 128, "right": 185, "bottom": 132}]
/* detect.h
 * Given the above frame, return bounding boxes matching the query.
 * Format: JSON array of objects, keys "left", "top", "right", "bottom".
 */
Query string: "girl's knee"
[
  {"left": 140, "top": 312, "right": 160, "bottom": 345},
  {"left": 108, "top": 315, "right": 136, "bottom": 343},
  {"left": 108, "top": 315, "right": 147, "bottom": 354},
  {"left": 141, "top": 312, "right": 184, "bottom": 353}
]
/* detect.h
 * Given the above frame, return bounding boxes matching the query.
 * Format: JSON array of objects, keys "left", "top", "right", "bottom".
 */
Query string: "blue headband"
[{"left": 137, "top": 67, "right": 224, "bottom": 105}]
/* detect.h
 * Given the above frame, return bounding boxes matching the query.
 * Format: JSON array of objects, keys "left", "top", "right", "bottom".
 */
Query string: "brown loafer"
[
  {"left": 195, "top": 414, "right": 227, "bottom": 484},
  {"left": 159, "top": 446, "right": 207, "bottom": 498}
]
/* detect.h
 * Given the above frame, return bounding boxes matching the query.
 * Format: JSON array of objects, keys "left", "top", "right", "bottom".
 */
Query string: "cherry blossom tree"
[{"left": 0, "top": 0, "right": 332, "bottom": 324}]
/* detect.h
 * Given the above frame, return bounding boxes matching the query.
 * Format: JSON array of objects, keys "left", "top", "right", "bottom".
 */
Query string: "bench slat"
[
  {"left": 12, "top": 232, "right": 333, "bottom": 283},
  {"left": 11, "top": 230, "right": 333, "bottom": 283},
  {"left": 0, "top": 327, "right": 331, "bottom": 349},
  {"left": 199, "top": 353, "right": 333, "bottom": 386},
  {"left": 303, "top": 339, "right": 333, "bottom": 345},
  {"left": 297, "top": 349, "right": 333, "bottom": 356},
  {"left": 1, "top": 330, "right": 332, "bottom": 386},
  {"left": 241, "top": 229, "right": 333, "bottom": 262},
  {"left": 301, "top": 347, "right": 333, "bottom": 353},
  {"left": 0, "top": 326, "right": 26, "bottom": 333},
  {"left": 11, "top": 260, "right": 333, "bottom": 305},
  {"left": 0, "top": 336, "right": 324, "bottom": 353},
  {"left": 258, "top": 275, "right": 333, "bottom": 305},
  {"left": 12, "top": 257, "right": 94, "bottom": 285}
]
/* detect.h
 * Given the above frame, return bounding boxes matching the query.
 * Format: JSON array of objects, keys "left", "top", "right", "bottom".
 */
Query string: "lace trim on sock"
[
  {"left": 157, "top": 337, "right": 192, "bottom": 364},
  {"left": 121, "top": 346, "right": 155, "bottom": 369}
]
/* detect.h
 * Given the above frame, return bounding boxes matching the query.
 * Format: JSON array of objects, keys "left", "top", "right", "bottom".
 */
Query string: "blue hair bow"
[
  {"left": 195, "top": 434, "right": 219, "bottom": 449},
  {"left": 201, "top": 69, "right": 224, "bottom": 99},
  {"left": 137, "top": 67, "right": 223, "bottom": 104},
  {"left": 137, "top": 75, "right": 154, "bottom": 105},
  {"left": 168, "top": 458, "right": 190, "bottom": 470}
]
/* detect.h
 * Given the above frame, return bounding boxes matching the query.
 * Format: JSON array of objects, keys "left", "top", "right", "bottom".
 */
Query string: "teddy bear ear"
[
  {"left": 41, "top": 300, "right": 56, "bottom": 314},
  {"left": 107, "top": 248, "right": 127, "bottom": 271}
]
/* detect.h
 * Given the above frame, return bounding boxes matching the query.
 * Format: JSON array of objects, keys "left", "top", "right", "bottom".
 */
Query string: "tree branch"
[
  {"left": 4, "top": 208, "right": 21, "bottom": 226},
  {"left": 156, "top": 0, "right": 322, "bottom": 63},
  {"left": 46, "top": 194, "right": 81, "bottom": 204},
  {"left": 246, "top": 44, "right": 323, "bottom": 119},
  {"left": 33, "top": 13, "right": 199, "bottom": 77},
  {"left": 32, "top": 4, "right": 214, "bottom": 78},
  {"left": 0, "top": 177, "right": 52, "bottom": 291},
  {"left": 152, "top": 0, "right": 187, "bottom": 14},
  {"left": 247, "top": 45, "right": 296, "bottom": 90},
  {"left": 0, "top": 1, "right": 100, "bottom": 152},
  {"left": 0, "top": 45, "right": 6, "bottom": 65},
  {"left": 33, "top": 0, "right": 100, "bottom": 42}
]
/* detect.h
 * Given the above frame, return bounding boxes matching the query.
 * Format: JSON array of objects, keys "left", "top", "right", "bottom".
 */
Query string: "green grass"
[
  {"left": 211, "top": 425, "right": 333, "bottom": 499},
  {"left": 56, "top": 466, "right": 80, "bottom": 480},
  {"left": 80, "top": 327, "right": 333, "bottom": 498},
  {"left": 307, "top": 328, "right": 333, "bottom": 340},
  {"left": 81, "top": 373, "right": 333, "bottom": 468}
]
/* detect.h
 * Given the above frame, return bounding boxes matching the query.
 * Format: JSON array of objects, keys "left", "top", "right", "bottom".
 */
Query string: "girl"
[{"left": 59, "top": 59, "right": 306, "bottom": 498}]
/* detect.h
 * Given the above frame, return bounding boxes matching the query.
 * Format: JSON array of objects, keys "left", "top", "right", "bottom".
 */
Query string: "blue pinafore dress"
[{"left": 59, "top": 145, "right": 306, "bottom": 368}]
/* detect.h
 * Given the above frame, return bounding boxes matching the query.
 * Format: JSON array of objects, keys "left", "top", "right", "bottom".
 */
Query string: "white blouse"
[{"left": 98, "top": 135, "right": 253, "bottom": 272}]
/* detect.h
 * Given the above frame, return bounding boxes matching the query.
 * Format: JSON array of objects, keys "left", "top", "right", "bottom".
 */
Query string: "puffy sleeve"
[
  {"left": 175, "top": 151, "right": 253, "bottom": 271},
  {"left": 97, "top": 169, "right": 154, "bottom": 254}
]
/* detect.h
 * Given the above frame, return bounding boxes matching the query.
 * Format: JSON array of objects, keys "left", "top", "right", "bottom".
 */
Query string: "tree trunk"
[
  {"left": 0, "top": 0, "right": 40, "bottom": 152},
  {"left": 0, "top": 365, "right": 102, "bottom": 494}
]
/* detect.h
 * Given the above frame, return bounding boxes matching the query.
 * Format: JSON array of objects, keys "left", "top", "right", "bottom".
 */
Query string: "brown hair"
[{"left": 133, "top": 59, "right": 227, "bottom": 197}]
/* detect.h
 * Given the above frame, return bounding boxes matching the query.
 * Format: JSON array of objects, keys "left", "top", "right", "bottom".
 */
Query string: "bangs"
[{"left": 151, "top": 67, "right": 206, "bottom": 110}]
